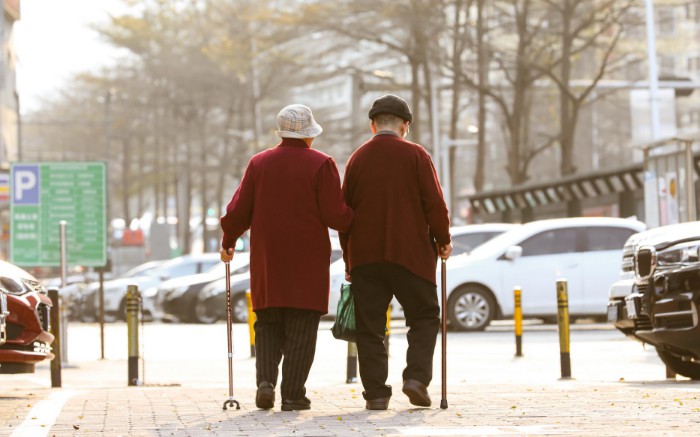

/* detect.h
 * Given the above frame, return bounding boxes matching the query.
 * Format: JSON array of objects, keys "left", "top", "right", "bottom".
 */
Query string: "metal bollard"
[
  {"left": 126, "top": 285, "right": 140, "bottom": 386},
  {"left": 384, "top": 305, "right": 391, "bottom": 356},
  {"left": 246, "top": 291, "right": 256, "bottom": 357},
  {"left": 48, "top": 288, "right": 62, "bottom": 388},
  {"left": 346, "top": 341, "right": 358, "bottom": 383},
  {"left": 514, "top": 286, "right": 523, "bottom": 357},
  {"left": 556, "top": 280, "right": 572, "bottom": 379}
]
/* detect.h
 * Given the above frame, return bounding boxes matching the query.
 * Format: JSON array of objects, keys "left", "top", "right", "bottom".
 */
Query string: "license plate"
[
  {"left": 607, "top": 304, "right": 619, "bottom": 323},
  {"left": 626, "top": 298, "right": 639, "bottom": 319}
]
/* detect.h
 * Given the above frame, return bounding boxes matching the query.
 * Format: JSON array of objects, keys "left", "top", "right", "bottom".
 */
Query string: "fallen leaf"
[
  {"left": 73, "top": 425, "right": 80, "bottom": 430},
  {"left": 337, "top": 417, "right": 343, "bottom": 421}
]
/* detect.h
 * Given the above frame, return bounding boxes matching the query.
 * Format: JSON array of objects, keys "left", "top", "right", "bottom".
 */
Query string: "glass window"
[
  {"left": 158, "top": 261, "right": 199, "bottom": 279},
  {"left": 199, "top": 260, "right": 219, "bottom": 273},
  {"left": 585, "top": 227, "right": 636, "bottom": 252},
  {"left": 452, "top": 232, "right": 502, "bottom": 256},
  {"left": 519, "top": 228, "right": 578, "bottom": 257}
]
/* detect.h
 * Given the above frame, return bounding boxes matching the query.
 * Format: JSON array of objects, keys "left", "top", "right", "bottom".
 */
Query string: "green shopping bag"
[{"left": 331, "top": 283, "right": 356, "bottom": 341}]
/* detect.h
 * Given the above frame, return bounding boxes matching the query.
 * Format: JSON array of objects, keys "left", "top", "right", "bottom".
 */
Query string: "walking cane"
[
  {"left": 222, "top": 258, "right": 241, "bottom": 411},
  {"left": 440, "top": 257, "right": 448, "bottom": 409}
]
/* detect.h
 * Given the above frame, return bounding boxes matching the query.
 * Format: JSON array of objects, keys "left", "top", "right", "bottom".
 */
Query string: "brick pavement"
[
  {"left": 3, "top": 323, "right": 700, "bottom": 436},
  {"left": 3, "top": 380, "right": 700, "bottom": 436}
]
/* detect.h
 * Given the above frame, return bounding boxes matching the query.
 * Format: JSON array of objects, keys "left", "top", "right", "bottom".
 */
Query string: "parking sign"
[{"left": 10, "top": 162, "right": 107, "bottom": 267}]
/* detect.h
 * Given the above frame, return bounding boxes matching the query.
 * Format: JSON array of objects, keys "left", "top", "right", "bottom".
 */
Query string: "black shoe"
[
  {"left": 402, "top": 379, "right": 431, "bottom": 407},
  {"left": 256, "top": 382, "right": 275, "bottom": 409},
  {"left": 281, "top": 396, "right": 311, "bottom": 411},
  {"left": 365, "top": 397, "right": 391, "bottom": 410}
]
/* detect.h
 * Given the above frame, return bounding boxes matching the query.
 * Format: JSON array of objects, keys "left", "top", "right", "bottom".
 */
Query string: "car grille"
[
  {"left": 634, "top": 315, "right": 653, "bottom": 330},
  {"left": 636, "top": 247, "right": 656, "bottom": 279},
  {"left": 37, "top": 303, "right": 50, "bottom": 332},
  {"left": 622, "top": 243, "right": 636, "bottom": 272}
]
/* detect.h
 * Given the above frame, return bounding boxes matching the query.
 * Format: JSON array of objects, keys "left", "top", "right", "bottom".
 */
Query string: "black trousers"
[
  {"left": 351, "top": 263, "right": 440, "bottom": 400},
  {"left": 254, "top": 307, "right": 321, "bottom": 400}
]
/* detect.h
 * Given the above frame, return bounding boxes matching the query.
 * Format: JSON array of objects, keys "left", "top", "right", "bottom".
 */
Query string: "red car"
[{"left": 0, "top": 260, "right": 54, "bottom": 374}]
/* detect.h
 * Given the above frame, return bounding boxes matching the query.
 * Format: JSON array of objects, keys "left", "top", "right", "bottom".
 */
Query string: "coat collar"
[{"left": 279, "top": 138, "right": 311, "bottom": 148}]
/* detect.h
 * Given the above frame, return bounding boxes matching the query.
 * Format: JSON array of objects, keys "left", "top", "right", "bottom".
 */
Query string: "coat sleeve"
[
  {"left": 417, "top": 150, "right": 451, "bottom": 246},
  {"left": 339, "top": 158, "right": 353, "bottom": 273},
  {"left": 220, "top": 159, "right": 255, "bottom": 250},
  {"left": 315, "top": 158, "right": 353, "bottom": 233}
]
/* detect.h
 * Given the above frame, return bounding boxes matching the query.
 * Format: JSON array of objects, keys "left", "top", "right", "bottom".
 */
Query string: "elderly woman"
[{"left": 220, "top": 104, "right": 353, "bottom": 411}]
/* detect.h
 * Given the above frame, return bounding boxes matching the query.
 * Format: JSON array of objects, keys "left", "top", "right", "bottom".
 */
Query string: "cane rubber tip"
[{"left": 440, "top": 399, "right": 448, "bottom": 409}]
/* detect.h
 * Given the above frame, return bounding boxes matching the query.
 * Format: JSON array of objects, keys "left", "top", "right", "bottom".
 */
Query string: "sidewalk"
[{"left": 2, "top": 322, "right": 700, "bottom": 436}]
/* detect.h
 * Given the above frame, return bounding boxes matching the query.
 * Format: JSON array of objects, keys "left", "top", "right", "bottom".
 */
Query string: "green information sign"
[{"left": 10, "top": 162, "right": 107, "bottom": 267}]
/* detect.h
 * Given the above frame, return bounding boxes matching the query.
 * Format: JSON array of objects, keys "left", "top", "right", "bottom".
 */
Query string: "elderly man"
[
  {"left": 340, "top": 94, "right": 452, "bottom": 410},
  {"left": 220, "top": 104, "right": 353, "bottom": 411}
]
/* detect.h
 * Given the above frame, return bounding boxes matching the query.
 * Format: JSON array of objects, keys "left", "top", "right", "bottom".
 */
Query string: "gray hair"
[{"left": 372, "top": 113, "right": 405, "bottom": 129}]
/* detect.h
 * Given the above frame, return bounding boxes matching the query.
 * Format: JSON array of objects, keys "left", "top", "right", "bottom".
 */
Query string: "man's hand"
[
  {"left": 345, "top": 272, "right": 352, "bottom": 283},
  {"left": 220, "top": 248, "right": 234, "bottom": 263},
  {"left": 438, "top": 243, "right": 453, "bottom": 260}
]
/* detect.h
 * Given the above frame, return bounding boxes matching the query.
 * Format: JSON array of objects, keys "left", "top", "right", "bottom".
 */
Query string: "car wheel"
[
  {"left": 231, "top": 293, "right": 249, "bottom": 324},
  {"left": 656, "top": 348, "right": 700, "bottom": 380},
  {"left": 193, "top": 298, "right": 218, "bottom": 324},
  {"left": 447, "top": 285, "right": 495, "bottom": 331}
]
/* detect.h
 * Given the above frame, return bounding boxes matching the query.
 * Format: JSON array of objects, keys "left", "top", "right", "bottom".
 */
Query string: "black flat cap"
[{"left": 368, "top": 94, "right": 413, "bottom": 123}]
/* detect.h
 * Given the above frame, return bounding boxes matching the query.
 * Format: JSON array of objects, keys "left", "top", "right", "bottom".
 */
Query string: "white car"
[
  {"left": 441, "top": 217, "right": 646, "bottom": 331},
  {"left": 328, "top": 224, "right": 517, "bottom": 319}
]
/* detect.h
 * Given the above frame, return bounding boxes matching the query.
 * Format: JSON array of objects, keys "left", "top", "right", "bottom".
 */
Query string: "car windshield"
[
  {"left": 120, "top": 262, "right": 165, "bottom": 279},
  {"left": 468, "top": 229, "right": 524, "bottom": 258}
]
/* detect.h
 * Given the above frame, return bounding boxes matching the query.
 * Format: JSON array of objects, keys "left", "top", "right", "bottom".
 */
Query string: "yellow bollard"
[
  {"left": 556, "top": 280, "right": 572, "bottom": 379},
  {"left": 246, "top": 290, "right": 256, "bottom": 357},
  {"left": 514, "top": 286, "right": 523, "bottom": 357},
  {"left": 384, "top": 305, "right": 391, "bottom": 355},
  {"left": 126, "top": 285, "right": 140, "bottom": 386}
]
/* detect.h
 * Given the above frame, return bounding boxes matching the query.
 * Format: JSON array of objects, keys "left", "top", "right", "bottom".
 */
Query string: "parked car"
[
  {"left": 608, "top": 221, "right": 700, "bottom": 379},
  {"left": 327, "top": 224, "right": 517, "bottom": 320},
  {"left": 195, "top": 272, "right": 251, "bottom": 324},
  {"left": 440, "top": 217, "right": 645, "bottom": 331},
  {"left": 0, "top": 260, "right": 54, "bottom": 374},
  {"left": 79, "top": 254, "right": 220, "bottom": 322},
  {"left": 159, "top": 253, "right": 250, "bottom": 323}
]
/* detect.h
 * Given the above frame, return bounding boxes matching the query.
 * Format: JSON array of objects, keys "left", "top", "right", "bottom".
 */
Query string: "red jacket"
[
  {"left": 221, "top": 139, "right": 353, "bottom": 314},
  {"left": 340, "top": 132, "right": 450, "bottom": 285}
]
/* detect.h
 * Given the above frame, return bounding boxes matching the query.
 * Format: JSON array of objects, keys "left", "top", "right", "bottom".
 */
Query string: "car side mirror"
[{"left": 504, "top": 246, "right": 523, "bottom": 261}]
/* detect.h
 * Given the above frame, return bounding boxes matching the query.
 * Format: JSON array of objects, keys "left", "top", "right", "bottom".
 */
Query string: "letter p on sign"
[{"left": 11, "top": 165, "right": 40, "bottom": 205}]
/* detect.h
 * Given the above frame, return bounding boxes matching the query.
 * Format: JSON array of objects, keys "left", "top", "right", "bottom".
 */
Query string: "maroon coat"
[
  {"left": 340, "top": 132, "right": 450, "bottom": 285},
  {"left": 220, "top": 138, "right": 353, "bottom": 314}
]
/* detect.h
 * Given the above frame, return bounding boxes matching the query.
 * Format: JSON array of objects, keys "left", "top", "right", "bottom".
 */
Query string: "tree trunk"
[
  {"left": 474, "top": 0, "right": 488, "bottom": 193},
  {"left": 121, "top": 139, "right": 131, "bottom": 224},
  {"left": 410, "top": 60, "right": 422, "bottom": 145}
]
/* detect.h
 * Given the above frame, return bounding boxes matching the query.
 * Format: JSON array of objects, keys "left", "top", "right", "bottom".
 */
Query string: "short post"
[
  {"left": 514, "top": 286, "right": 523, "bottom": 357},
  {"left": 346, "top": 341, "right": 358, "bottom": 383},
  {"left": 556, "top": 280, "right": 572, "bottom": 379},
  {"left": 126, "top": 285, "right": 140, "bottom": 386},
  {"left": 245, "top": 291, "right": 256, "bottom": 357},
  {"left": 48, "top": 288, "right": 62, "bottom": 388},
  {"left": 98, "top": 268, "right": 105, "bottom": 360},
  {"left": 384, "top": 305, "right": 391, "bottom": 356},
  {"left": 59, "top": 221, "right": 69, "bottom": 366}
]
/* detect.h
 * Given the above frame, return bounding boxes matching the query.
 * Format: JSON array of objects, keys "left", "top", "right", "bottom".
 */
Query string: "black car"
[
  {"left": 159, "top": 253, "right": 250, "bottom": 323},
  {"left": 194, "top": 273, "right": 251, "bottom": 324},
  {"left": 609, "top": 221, "right": 700, "bottom": 379}
]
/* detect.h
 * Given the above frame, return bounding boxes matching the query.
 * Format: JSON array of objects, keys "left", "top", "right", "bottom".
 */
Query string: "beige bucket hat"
[{"left": 275, "top": 104, "right": 323, "bottom": 139}]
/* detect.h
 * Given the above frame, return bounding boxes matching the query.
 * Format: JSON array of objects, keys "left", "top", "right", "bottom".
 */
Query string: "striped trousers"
[{"left": 254, "top": 307, "right": 321, "bottom": 400}]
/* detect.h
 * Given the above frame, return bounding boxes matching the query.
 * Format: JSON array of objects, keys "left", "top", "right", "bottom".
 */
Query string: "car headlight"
[{"left": 657, "top": 241, "right": 700, "bottom": 267}]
